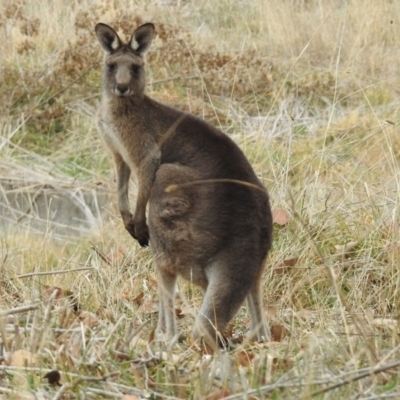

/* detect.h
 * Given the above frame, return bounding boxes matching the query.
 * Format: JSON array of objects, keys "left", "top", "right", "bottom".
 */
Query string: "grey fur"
[{"left": 95, "top": 22, "right": 273, "bottom": 351}]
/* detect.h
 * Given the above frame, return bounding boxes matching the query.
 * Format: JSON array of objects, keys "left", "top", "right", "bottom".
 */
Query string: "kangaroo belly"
[{"left": 149, "top": 164, "right": 213, "bottom": 283}]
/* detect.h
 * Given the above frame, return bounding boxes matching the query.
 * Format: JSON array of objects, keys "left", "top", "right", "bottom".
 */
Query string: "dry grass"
[{"left": 1, "top": 0, "right": 400, "bottom": 398}]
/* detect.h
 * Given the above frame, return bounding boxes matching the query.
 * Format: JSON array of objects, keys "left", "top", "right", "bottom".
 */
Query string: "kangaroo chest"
[
  {"left": 97, "top": 117, "right": 139, "bottom": 177},
  {"left": 97, "top": 107, "right": 161, "bottom": 179}
]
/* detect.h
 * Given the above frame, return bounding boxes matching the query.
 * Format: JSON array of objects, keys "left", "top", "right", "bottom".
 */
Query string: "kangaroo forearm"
[
  {"left": 114, "top": 156, "right": 132, "bottom": 221},
  {"left": 133, "top": 149, "right": 160, "bottom": 221},
  {"left": 133, "top": 169, "right": 158, "bottom": 223}
]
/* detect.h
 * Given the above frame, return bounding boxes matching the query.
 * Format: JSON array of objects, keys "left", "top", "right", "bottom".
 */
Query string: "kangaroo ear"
[
  {"left": 130, "top": 23, "right": 155, "bottom": 54},
  {"left": 95, "top": 23, "right": 121, "bottom": 53}
]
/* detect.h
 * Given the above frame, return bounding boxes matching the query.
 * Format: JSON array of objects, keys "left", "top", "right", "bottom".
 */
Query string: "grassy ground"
[{"left": 1, "top": 0, "right": 400, "bottom": 398}]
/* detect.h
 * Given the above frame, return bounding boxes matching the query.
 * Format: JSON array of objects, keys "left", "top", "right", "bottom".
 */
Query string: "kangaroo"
[{"left": 95, "top": 22, "right": 273, "bottom": 350}]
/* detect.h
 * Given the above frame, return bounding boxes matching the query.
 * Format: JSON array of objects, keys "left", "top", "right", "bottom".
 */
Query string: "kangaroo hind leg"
[
  {"left": 155, "top": 258, "right": 178, "bottom": 340},
  {"left": 193, "top": 258, "right": 255, "bottom": 351},
  {"left": 246, "top": 271, "right": 270, "bottom": 342}
]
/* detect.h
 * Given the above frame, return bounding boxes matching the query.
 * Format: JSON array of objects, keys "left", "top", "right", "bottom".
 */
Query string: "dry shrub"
[{"left": 2, "top": 0, "right": 399, "bottom": 143}]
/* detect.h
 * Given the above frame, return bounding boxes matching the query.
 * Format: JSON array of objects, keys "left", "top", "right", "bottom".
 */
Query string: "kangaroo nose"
[{"left": 115, "top": 84, "right": 129, "bottom": 97}]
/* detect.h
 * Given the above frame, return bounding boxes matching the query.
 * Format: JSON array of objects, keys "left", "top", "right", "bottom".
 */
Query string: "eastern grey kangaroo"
[{"left": 95, "top": 22, "right": 273, "bottom": 350}]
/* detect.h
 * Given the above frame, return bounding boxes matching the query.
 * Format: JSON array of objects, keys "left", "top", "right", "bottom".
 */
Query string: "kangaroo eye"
[
  {"left": 131, "top": 65, "right": 140, "bottom": 74},
  {"left": 107, "top": 63, "right": 116, "bottom": 72}
]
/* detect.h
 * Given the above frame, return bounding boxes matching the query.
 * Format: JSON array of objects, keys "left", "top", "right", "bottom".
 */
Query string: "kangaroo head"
[{"left": 95, "top": 22, "right": 155, "bottom": 98}]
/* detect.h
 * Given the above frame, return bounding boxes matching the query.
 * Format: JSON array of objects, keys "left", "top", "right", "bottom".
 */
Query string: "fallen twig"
[
  {"left": 223, "top": 359, "right": 400, "bottom": 399},
  {"left": 310, "top": 360, "right": 400, "bottom": 397},
  {"left": 0, "top": 303, "right": 40, "bottom": 317},
  {"left": 90, "top": 241, "right": 112, "bottom": 265},
  {"left": 16, "top": 266, "right": 95, "bottom": 279}
]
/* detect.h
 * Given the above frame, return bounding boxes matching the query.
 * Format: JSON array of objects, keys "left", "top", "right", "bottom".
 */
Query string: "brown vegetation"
[{"left": 1, "top": 0, "right": 400, "bottom": 398}]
